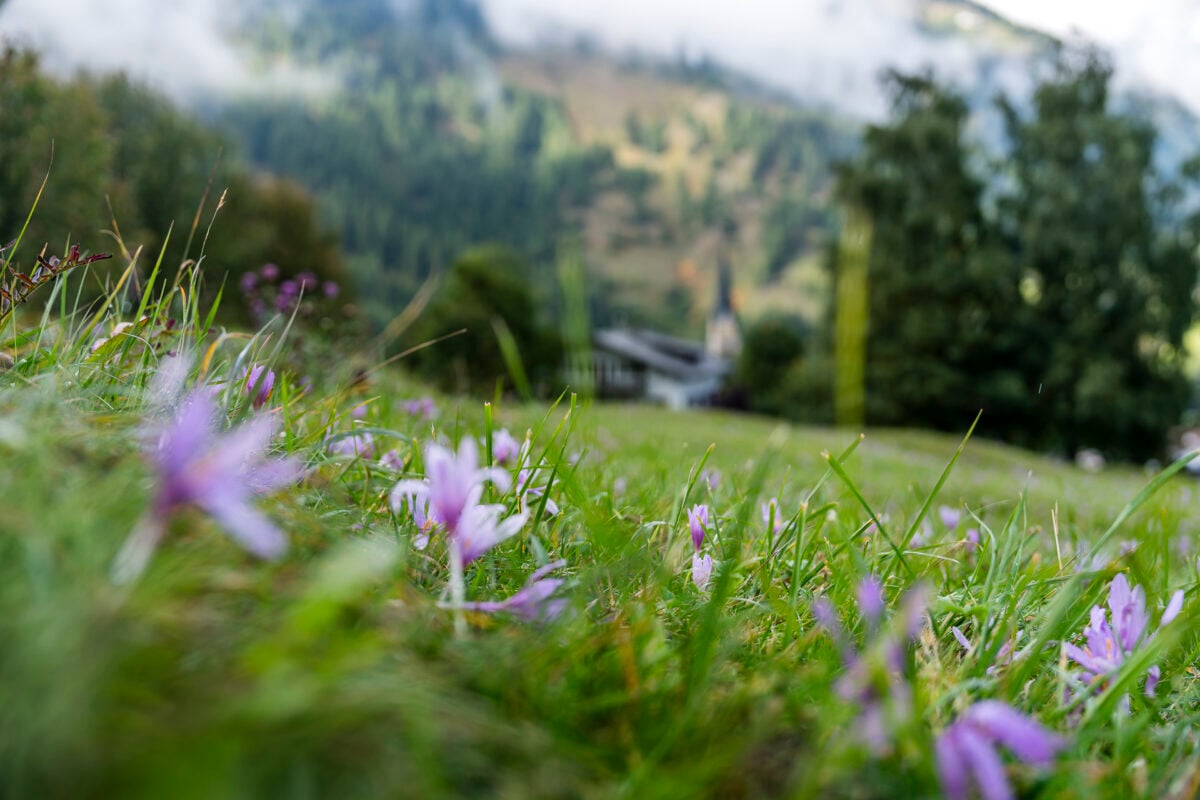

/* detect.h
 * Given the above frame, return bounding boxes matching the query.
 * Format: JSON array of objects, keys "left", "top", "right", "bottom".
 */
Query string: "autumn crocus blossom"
[
  {"left": 687, "top": 503, "right": 713, "bottom": 591},
  {"left": 492, "top": 428, "right": 521, "bottom": 466},
  {"left": 1064, "top": 573, "right": 1183, "bottom": 696},
  {"left": 687, "top": 504, "right": 709, "bottom": 551},
  {"left": 112, "top": 357, "right": 303, "bottom": 584},
  {"left": 392, "top": 438, "right": 520, "bottom": 566},
  {"left": 936, "top": 701, "right": 1066, "bottom": 800},
  {"left": 243, "top": 364, "right": 275, "bottom": 409},
  {"left": 939, "top": 504, "right": 961, "bottom": 531},
  {"left": 813, "top": 579, "right": 928, "bottom": 752},
  {"left": 459, "top": 560, "right": 569, "bottom": 623},
  {"left": 389, "top": 481, "right": 441, "bottom": 550},
  {"left": 328, "top": 432, "right": 375, "bottom": 459}
]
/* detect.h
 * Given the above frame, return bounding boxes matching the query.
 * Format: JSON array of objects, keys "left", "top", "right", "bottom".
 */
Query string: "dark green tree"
[
  {"left": 836, "top": 71, "right": 1024, "bottom": 436},
  {"left": 404, "top": 246, "right": 562, "bottom": 394},
  {"left": 998, "top": 51, "right": 1195, "bottom": 458},
  {"left": 735, "top": 314, "right": 809, "bottom": 416}
]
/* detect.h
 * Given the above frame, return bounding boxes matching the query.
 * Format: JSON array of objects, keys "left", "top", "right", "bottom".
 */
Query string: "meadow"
[{"left": 3, "top": 255, "right": 1200, "bottom": 800}]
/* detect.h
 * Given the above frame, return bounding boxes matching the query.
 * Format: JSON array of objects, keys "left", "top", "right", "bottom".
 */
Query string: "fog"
[{"left": 3, "top": 0, "right": 1200, "bottom": 116}]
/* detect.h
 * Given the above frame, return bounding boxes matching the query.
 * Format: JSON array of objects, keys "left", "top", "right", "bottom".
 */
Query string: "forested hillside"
[{"left": 216, "top": 0, "right": 857, "bottom": 333}]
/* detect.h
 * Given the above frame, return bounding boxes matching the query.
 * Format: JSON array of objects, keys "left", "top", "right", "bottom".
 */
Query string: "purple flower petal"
[
  {"left": 936, "top": 727, "right": 971, "bottom": 800},
  {"left": 1161, "top": 590, "right": 1184, "bottom": 627},
  {"left": 201, "top": 490, "right": 288, "bottom": 560},
  {"left": 954, "top": 724, "right": 1013, "bottom": 800},
  {"left": 856, "top": 575, "right": 886, "bottom": 626},
  {"left": 688, "top": 504, "right": 709, "bottom": 551},
  {"left": 963, "top": 701, "right": 1066, "bottom": 766}
]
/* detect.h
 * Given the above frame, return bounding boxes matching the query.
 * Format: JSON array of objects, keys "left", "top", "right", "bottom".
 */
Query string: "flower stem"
[{"left": 448, "top": 536, "right": 467, "bottom": 638}]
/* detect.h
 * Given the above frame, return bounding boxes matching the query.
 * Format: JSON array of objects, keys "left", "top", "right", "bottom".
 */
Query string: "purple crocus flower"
[
  {"left": 328, "top": 432, "right": 375, "bottom": 460},
  {"left": 1063, "top": 573, "right": 1183, "bottom": 696},
  {"left": 701, "top": 468, "right": 721, "bottom": 492},
  {"left": 392, "top": 439, "right": 518, "bottom": 566},
  {"left": 459, "top": 560, "right": 569, "bottom": 622},
  {"left": 692, "top": 552, "right": 713, "bottom": 591},
  {"left": 296, "top": 271, "right": 319, "bottom": 291},
  {"left": 239, "top": 272, "right": 258, "bottom": 294},
  {"left": 515, "top": 444, "right": 559, "bottom": 517},
  {"left": 939, "top": 505, "right": 961, "bottom": 531},
  {"left": 492, "top": 428, "right": 521, "bottom": 466},
  {"left": 259, "top": 263, "right": 280, "bottom": 281},
  {"left": 403, "top": 396, "right": 437, "bottom": 420},
  {"left": 952, "top": 626, "right": 1022, "bottom": 676},
  {"left": 936, "top": 701, "right": 1066, "bottom": 800},
  {"left": 322, "top": 280, "right": 339, "bottom": 299},
  {"left": 389, "top": 481, "right": 441, "bottom": 551},
  {"left": 686, "top": 503, "right": 712, "bottom": 590},
  {"left": 456, "top": 499, "right": 529, "bottom": 564},
  {"left": 813, "top": 580, "right": 929, "bottom": 752},
  {"left": 687, "top": 503, "right": 709, "bottom": 551},
  {"left": 761, "top": 498, "right": 783, "bottom": 533},
  {"left": 379, "top": 449, "right": 405, "bottom": 471},
  {"left": 243, "top": 364, "right": 275, "bottom": 410},
  {"left": 113, "top": 359, "right": 304, "bottom": 584},
  {"left": 964, "top": 528, "right": 981, "bottom": 555}
]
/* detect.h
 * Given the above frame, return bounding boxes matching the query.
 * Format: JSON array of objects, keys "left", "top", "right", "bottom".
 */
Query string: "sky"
[{"left": 3, "top": 0, "right": 1199, "bottom": 116}]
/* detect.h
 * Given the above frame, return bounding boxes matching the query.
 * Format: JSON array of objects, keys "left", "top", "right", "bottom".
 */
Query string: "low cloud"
[
  {"left": 478, "top": 0, "right": 1035, "bottom": 118},
  {"left": 0, "top": 0, "right": 335, "bottom": 100}
]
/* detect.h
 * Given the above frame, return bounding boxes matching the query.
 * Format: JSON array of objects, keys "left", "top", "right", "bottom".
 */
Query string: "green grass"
[{"left": 2, "top": 270, "right": 1199, "bottom": 799}]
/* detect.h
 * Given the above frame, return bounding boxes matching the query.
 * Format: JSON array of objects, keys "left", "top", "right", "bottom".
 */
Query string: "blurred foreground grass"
[{"left": 2, "top": 311, "right": 1199, "bottom": 798}]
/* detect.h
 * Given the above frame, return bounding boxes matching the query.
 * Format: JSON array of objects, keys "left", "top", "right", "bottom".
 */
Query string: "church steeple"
[{"left": 706, "top": 233, "right": 742, "bottom": 360}]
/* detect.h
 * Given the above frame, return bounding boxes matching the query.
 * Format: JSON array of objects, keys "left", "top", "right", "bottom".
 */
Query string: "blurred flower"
[
  {"left": 964, "top": 528, "right": 981, "bottom": 554},
  {"left": 351, "top": 403, "right": 369, "bottom": 420},
  {"left": 379, "top": 449, "right": 404, "bottom": 471},
  {"left": 243, "top": 364, "right": 275, "bottom": 410},
  {"left": 403, "top": 396, "right": 437, "bottom": 420},
  {"left": 701, "top": 468, "right": 721, "bottom": 491},
  {"left": 459, "top": 560, "right": 569, "bottom": 623},
  {"left": 687, "top": 503, "right": 709, "bottom": 551},
  {"left": 113, "top": 358, "right": 303, "bottom": 584},
  {"left": 813, "top": 582, "right": 928, "bottom": 752},
  {"left": 613, "top": 477, "right": 627, "bottom": 497},
  {"left": 259, "top": 263, "right": 280, "bottom": 281},
  {"left": 686, "top": 503, "right": 712, "bottom": 590},
  {"left": 692, "top": 552, "right": 713, "bottom": 591},
  {"left": 492, "top": 428, "right": 521, "bottom": 466},
  {"left": 515, "top": 441, "right": 559, "bottom": 518},
  {"left": 297, "top": 271, "right": 319, "bottom": 291},
  {"left": 936, "top": 701, "right": 1065, "bottom": 800},
  {"left": 1064, "top": 573, "right": 1183, "bottom": 696},
  {"left": 939, "top": 505, "right": 961, "bottom": 531},
  {"left": 390, "top": 481, "right": 441, "bottom": 550},
  {"left": 322, "top": 280, "right": 339, "bottom": 298},
  {"left": 328, "top": 432, "right": 375, "bottom": 460},
  {"left": 951, "top": 626, "right": 1022, "bottom": 676},
  {"left": 857, "top": 575, "right": 886, "bottom": 627},
  {"left": 761, "top": 498, "right": 783, "bottom": 533},
  {"left": 239, "top": 272, "right": 258, "bottom": 294},
  {"left": 909, "top": 522, "right": 932, "bottom": 548}
]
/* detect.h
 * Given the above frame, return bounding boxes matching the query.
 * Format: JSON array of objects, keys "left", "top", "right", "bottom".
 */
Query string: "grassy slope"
[{"left": 3, "top": 277, "right": 1199, "bottom": 797}]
